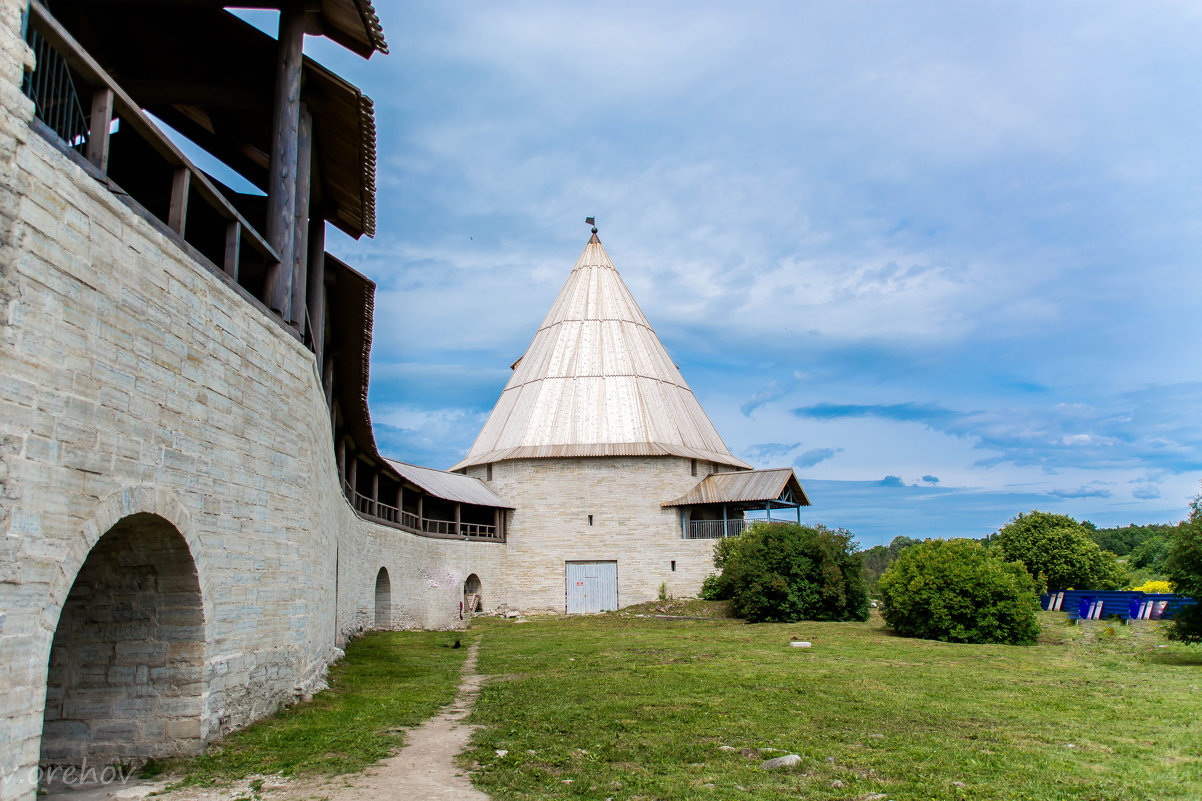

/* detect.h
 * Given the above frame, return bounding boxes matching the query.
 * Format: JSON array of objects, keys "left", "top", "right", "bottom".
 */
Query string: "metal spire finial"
[{"left": 585, "top": 216, "right": 597, "bottom": 234}]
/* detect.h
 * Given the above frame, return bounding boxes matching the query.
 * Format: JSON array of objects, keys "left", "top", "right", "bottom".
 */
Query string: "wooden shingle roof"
[
  {"left": 662, "top": 468, "right": 810, "bottom": 508},
  {"left": 452, "top": 235, "right": 751, "bottom": 471}
]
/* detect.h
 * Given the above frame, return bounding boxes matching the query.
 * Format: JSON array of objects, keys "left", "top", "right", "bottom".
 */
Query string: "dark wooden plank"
[
  {"left": 223, "top": 221, "right": 241, "bottom": 280},
  {"left": 307, "top": 223, "right": 326, "bottom": 363},
  {"left": 85, "top": 87, "right": 113, "bottom": 172},
  {"left": 168, "top": 167, "right": 190, "bottom": 236},
  {"left": 289, "top": 104, "right": 313, "bottom": 332},
  {"left": 264, "top": 7, "right": 306, "bottom": 317}
]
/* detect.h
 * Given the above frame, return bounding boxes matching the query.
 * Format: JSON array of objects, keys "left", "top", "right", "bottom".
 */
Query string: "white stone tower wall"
[{"left": 471, "top": 456, "right": 720, "bottom": 613}]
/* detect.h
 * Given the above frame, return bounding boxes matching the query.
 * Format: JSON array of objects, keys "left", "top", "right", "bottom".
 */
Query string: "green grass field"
[
  {"left": 163, "top": 609, "right": 1202, "bottom": 800},
  {"left": 164, "top": 630, "right": 474, "bottom": 785},
  {"left": 464, "top": 609, "right": 1202, "bottom": 801}
]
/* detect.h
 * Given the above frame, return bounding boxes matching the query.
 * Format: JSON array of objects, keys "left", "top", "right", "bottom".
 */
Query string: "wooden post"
[
  {"left": 169, "top": 167, "right": 190, "bottom": 235},
  {"left": 454, "top": 503, "right": 461, "bottom": 536},
  {"left": 322, "top": 356, "right": 334, "bottom": 409},
  {"left": 370, "top": 470, "right": 379, "bottom": 517},
  {"left": 347, "top": 453, "right": 358, "bottom": 505},
  {"left": 264, "top": 7, "right": 305, "bottom": 318},
  {"left": 223, "top": 221, "right": 241, "bottom": 279},
  {"left": 86, "top": 87, "right": 113, "bottom": 172},
  {"left": 335, "top": 436, "right": 345, "bottom": 484},
  {"left": 493, "top": 507, "right": 501, "bottom": 539},
  {"left": 416, "top": 495, "right": 423, "bottom": 530},
  {"left": 289, "top": 104, "right": 313, "bottom": 333},
  {"left": 307, "top": 221, "right": 326, "bottom": 360}
]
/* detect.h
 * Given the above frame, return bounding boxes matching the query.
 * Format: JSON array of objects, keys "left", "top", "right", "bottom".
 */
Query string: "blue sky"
[{"left": 249, "top": 2, "right": 1202, "bottom": 547}]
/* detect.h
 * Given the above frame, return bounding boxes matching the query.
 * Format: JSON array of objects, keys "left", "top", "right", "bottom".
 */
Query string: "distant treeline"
[{"left": 859, "top": 519, "right": 1185, "bottom": 593}]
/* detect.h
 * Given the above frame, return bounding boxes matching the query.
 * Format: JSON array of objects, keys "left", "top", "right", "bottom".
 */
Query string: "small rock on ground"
[{"left": 759, "top": 754, "right": 801, "bottom": 770}]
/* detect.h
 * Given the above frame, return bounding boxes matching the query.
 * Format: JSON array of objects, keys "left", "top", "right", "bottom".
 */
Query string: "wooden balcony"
[{"left": 346, "top": 485, "right": 503, "bottom": 543}]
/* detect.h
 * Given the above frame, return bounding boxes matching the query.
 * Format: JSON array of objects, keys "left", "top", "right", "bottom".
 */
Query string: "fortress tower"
[{"left": 453, "top": 233, "right": 807, "bottom": 612}]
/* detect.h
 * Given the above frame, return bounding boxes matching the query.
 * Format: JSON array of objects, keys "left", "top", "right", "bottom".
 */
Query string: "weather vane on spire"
[{"left": 585, "top": 216, "right": 597, "bottom": 234}]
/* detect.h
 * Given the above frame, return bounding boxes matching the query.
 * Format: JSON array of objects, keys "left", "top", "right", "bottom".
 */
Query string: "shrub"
[
  {"left": 714, "top": 522, "right": 869, "bottom": 623},
  {"left": 1129, "top": 579, "right": 1174, "bottom": 594},
  {"left": 698, "top": 573, "right": 728, "bottom": 600},
  {"left": 1165, "top": 493, "right": 1202, "bottom": 643},
  {"left": 878, "top": 538, "right": 1041, "bottom": 645},
  {"left": 992, "top": 511, "right": 1125, "bottom": 591}
]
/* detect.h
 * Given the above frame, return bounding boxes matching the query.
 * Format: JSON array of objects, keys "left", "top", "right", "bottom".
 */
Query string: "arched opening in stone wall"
[
  {"left": 374, "top": 567, "right": 391, "bottom": 629},
  {"left": 464, "top": 573, "right": 483, "bottom": 615},
  {"left": 41, "top": 513, "right": 205, "bottom": 768}
]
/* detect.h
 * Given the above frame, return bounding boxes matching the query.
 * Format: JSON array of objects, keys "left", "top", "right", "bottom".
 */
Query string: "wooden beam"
[
  {"left": 223, "top": 221, "right": 241, "bottom": 280},
  {"left": 289, "top": 104, "right": 313, "bottom": 333},
  {"left": 347, "top": 453, "right": 357, "bottom": 500},
  {"left": 335, "top": 436, "right": 345, "bottom": 483},
  {"left": 322, "top": 355, "right": 334, "bottom": 409},
  {"left": 85, "top": 87, "right": 113, "bottom": 172},
  {"left": 370, "top": 470, "right": 379, "bottom": 516},
  {"left": 454, "top": 503, "right": 461, "bottom": 536},
  {"left": 264, "top": 6, "right": 306, "bottom": 318},
  {"left": 168, "top": 167, "right": 190, "bottom": 236},
  {"left": 307, "top": 222, "right": 327, "bottom": 362}
]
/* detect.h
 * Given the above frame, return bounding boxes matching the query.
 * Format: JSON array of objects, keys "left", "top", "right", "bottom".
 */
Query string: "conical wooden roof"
[{"left": 451, "top": 234, "right": 750, "bottom": 471}]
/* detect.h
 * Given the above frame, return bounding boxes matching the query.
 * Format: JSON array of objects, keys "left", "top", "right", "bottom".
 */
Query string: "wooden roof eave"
[{"left": 49, "top": 3, "right": 377, "bottom": 240}]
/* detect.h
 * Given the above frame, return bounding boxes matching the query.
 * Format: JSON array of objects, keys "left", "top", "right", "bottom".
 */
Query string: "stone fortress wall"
[
  {"left": 467, "top": 456, "right": 718, "bottom": 613},
  {"left": 0, "top": 4, "right": 507, "bottom": 797}
]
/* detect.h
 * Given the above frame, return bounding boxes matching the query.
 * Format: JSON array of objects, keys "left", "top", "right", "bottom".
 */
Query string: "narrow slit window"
[{"left": 588, "top": 515, "right": 594, "bottom": 526}]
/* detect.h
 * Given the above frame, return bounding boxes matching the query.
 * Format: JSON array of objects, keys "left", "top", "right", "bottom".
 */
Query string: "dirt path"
[
  {"left": 43, "top": 642, "right": 490, "bottom": 801},
  {"left": 317, "top": 640, "right": 489, "bottom": 801}
]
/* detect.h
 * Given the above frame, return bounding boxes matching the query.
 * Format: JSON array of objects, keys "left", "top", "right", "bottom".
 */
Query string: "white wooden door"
[{"left": 565, "top": 561, "right": 618, "bottom": 614}]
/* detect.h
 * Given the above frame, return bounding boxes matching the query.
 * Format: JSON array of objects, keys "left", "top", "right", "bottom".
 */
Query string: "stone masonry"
[
  {"left": 469, "top": 456, "right": 718, "bottom": 614},
  {"left": 0, "top": 4, "right": 507, "bottom": 798}
]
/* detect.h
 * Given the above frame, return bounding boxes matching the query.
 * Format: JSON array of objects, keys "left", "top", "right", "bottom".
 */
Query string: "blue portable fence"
[{"left": 1040, "top": 590, "right": 1196, "bottom": 621}]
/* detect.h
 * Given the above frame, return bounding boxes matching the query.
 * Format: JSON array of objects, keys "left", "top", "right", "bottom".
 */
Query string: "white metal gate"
[{"left": 565, "top": 560, "right": 618, "bottom": 614}]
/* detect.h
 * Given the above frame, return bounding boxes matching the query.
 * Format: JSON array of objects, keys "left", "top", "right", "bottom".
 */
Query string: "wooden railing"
[
  {"left": 345, "top": 484, "right": 502, "bottom": 542},
  {"left": 685, "top": 518, "right": 790, "bottom": 539},
  {"left": 22, "top": 1, "right": 279, "bottom": 281},
  {"left": 686, "top": 519, "right": 752, "bottom": 539}
]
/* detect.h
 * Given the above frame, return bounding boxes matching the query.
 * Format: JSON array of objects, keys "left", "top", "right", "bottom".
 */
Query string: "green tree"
[
  {"left": 993, "top": 511, "right": 1125, "bottom": 591},
  {"left": 1165, "top": 487, "right": 1202, "bottom": 643},
  {"left": 878, "top": 538, "right": 1041, "bottom": 645},
  {"left": 859, "top": 535, "right": 921, "bottom": 594},
  {"left": 715, "top": 522, "right": 869, "bottom": 623}
]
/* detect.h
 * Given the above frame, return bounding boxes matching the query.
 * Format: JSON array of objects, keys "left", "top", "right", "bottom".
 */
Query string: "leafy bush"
[
  {"left": 1165, "top": 490, "right": 1202, "bottom": 643},
  {"left": 1129, "top": 579, "right": 1174, "bottom": 594},
  {"left": 878, "top": 538, "right": 1041, "bottom": 645},
  {"left": 992, "top": 511, "right": 1125, "bottom": 591},
  {"left": 698, "top": 572, "right": 727, "bottom": 600},
  {"left": 712, "top": 522, "right": 869, "bottom": 623}
]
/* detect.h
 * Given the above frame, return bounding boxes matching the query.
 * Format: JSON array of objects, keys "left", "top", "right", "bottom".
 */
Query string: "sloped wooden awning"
[
  {"left": 662, "top": 468, "right": 811, "bottom": 510},
  {"left": 47, "top": 2, "right": 378, "bottom": 238},
  {"left": 53, "top": 0, "right": 388, "bottom": 57},
  {"left": 386, "top": 460, "right": 515, "bottom": 509}
]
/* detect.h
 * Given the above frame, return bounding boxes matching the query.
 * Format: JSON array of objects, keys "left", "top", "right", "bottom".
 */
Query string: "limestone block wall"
[
  {"left": 471, "top": 456, "right": 720, "bottom": 613},
  {"left": 337, "top": 520, "right": 510, "bottom": 636},
  {"left": 0, "top": 4, "right": 507, "bottom": 797}
]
